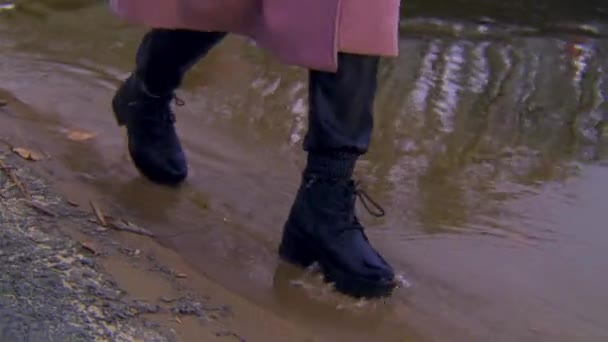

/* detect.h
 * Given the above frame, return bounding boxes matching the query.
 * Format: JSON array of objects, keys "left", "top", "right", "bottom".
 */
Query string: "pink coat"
[{"left": 109, "top": 0, "right": 401, "bottom": 71}]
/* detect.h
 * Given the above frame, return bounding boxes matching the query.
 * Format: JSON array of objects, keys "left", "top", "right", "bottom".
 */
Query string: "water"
[{"left": 1, "top": 1, "right": 608, "bottom": 341}]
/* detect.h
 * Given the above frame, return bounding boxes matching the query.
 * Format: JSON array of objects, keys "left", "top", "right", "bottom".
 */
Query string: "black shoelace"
[
  {"left": 304, "top": 177, "right": 386, "bottom": 219},
  {"left": 129, "top": 93, "right": 183, "bottom": 124},
  {"left": 354, "top": 181, "right": 385, "bottom": 218},
  {"left": 167, "top": 95, "right": 185, "bottom": 123},
  {"left": 145, "top": 94, "right": 183, "bottom": 123}
]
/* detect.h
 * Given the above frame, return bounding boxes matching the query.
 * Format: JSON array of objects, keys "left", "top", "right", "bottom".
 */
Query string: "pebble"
[
  {"left": 143, "top": 321, "right": 160, "bottom": 329},
  {"left": 79, "top": 257, "right": 94, "bottom": 267},
  {"left": 48, "top": 256, "right": 61, "bottom": 264},
  {"left": 131, "top": 300, "right": 160, "bottom": 314},
  {"left": 160, "top": 296, "right": 175, "bottom": 303},
  {"left": 52, "top": 262, "right": 71, "bottom": 271},
  {"left": 96, "top": 288, "right": 119, "bottom": 301},
  {"left": 172, "top": 299, "right": 204, "bottom": 317},
  {"left": 83, "top": 280, "right": 99, "bottom": 293},
  {"left": 81, "top": 269, "right": 95, "bottom": 279}
]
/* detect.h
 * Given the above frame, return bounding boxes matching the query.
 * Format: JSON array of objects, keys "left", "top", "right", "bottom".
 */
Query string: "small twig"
[
  {"left": 107, "top": 219, "right": 155, "bottom": 237},
  {"left": 26, "top": 201, "right": 56, "bottom": 217},
  {"left": 89, "top": 200, "right": 107, "bottom": 227},
  {"left": 0, "top": 159, "right": 31, "bottom": 200},
  {"left": 86, "top": 199, "right": 155, "bottom": 237}
]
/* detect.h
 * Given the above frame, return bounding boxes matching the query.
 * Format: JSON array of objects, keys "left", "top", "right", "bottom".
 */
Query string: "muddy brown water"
[{"left": 1, "top": 1, "right": 608, "bottom": 341}]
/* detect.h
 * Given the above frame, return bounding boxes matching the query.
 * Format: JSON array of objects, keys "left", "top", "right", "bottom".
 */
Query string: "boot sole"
[
  {"left": 111, "top": 88, "right": 137, "bottom": 168},
  {"left": 111, "top": 86, "right": 128, "bottom": 127},
  {"left": 279, "top": 228, "right": 397, "bottom": 299}
]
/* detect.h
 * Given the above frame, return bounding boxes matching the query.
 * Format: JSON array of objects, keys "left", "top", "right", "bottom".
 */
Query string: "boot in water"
[
  {"left": 112, "top": 75, "right": 187, "bottom": 185},
  {"left": 113, "top": 29, "right": 226, "bottom": 185},
  {"left": 279, "top": 170, "right": 396, "bottom": 298},
  {"left": 279, "top": 53, "right": 396, "bottom": 298}
]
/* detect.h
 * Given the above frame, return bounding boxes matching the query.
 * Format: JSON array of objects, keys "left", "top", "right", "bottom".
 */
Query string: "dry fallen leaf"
[
  {"left": 66, "top": 129, "right": 96, "bottom": 142},
  {"left": 81, "top": 241, "right": 99, "bottom": 255},
  {"left": 12, "top": 147, "right": 45, "bottom": 161}
]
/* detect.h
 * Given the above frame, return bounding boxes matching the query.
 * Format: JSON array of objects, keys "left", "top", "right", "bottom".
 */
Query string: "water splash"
[{"left": 288, "top": 81, "right": 307, "bottom": 145}]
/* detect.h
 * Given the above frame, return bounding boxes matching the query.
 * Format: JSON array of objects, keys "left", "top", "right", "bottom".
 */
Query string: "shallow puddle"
[{"left": 1, "top": 1, "right": 608, "bottom": 341}]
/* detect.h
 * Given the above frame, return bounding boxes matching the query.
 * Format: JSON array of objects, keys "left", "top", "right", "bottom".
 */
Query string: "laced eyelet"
[{"left": 173, "top": 95, "right": 185, "bottom": 107}]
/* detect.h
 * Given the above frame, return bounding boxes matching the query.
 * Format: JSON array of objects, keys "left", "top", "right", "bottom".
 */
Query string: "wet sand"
[{"left": 0, "top": 100, "right": 316, "bottom": 342}]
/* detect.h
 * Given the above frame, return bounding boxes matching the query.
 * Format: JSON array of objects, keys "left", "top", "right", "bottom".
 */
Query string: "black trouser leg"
[
  {"left": 280, "top": 54, "right": 395, "bottom": 299},
  {"left": 304, "top": 53, "right": 380, "bottom": 179},
  {"left": 134, "top": 29, "right": 227, "bottom": 95},
  {"left": 111, "top": 29, "right": 225, "bottom": 184}
]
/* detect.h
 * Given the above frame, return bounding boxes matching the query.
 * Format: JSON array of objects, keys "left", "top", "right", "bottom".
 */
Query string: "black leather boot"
[
  {"left": 112, "top": 75, "right": 188, "bottom": 185},
  {"left": 112, "top": 29, "right": 225, "bottom": 185},
  {"left": 279, "top": 53, "right": 396, "bottom": 298},
  {"left": 279, "top": 174, "right": 396, "bottom": 298}
]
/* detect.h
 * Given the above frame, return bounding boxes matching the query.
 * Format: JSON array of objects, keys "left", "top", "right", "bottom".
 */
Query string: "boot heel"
[
  {"left": 112, "top": 97, "right": 128, "bottom": 127},
  {"left": 112, "top": 79, "right": 131, "bottom": 127},
  {"left": 113, "top": 110, "right": 127, "bottom": 126},
  {"left": 279, "top": 229, "right": 317, "bottom": 268}
]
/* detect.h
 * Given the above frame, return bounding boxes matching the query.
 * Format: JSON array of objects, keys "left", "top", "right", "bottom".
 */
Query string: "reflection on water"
[
  {"left": 1, "top": 1, "right": 608, "bottom": 341},
  {"left": 374, "top": 36, "right": 607, "bottom": 236}
]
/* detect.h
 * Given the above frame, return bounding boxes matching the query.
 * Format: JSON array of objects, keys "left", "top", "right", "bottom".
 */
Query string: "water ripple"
[
  {"left": 409, "top": 41, "right": 441, "bottom": 114},
  {"left": 433, "top": 42, "right": 466, "bottom": 132},
  {"left": 468, "top": 42, "right": 491, "bottom": 94}
]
